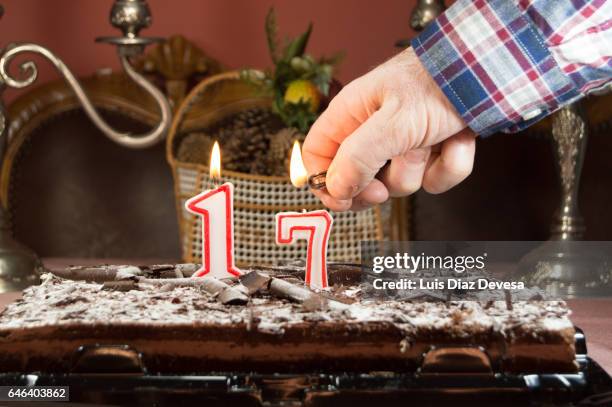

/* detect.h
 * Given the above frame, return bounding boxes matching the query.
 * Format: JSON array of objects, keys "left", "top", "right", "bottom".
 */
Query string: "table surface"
[{"left": 0, "top": 258, "right": 610, "bottom": 375}]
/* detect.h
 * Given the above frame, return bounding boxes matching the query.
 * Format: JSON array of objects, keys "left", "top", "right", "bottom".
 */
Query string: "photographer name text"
[{"left": 372, "top": 278, "right": 524, "bottom": 291}]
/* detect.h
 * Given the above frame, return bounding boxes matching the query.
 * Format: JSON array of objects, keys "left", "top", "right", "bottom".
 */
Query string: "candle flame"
[
  {"left": 210, "top": 141, "right": 221, "bottom": 180},
  {"left": 289, "top": 140, "right": 308, "bottom": 188}
]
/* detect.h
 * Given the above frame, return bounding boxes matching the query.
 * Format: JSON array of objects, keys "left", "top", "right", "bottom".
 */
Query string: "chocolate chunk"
[
  {"left": 218, "top": 288, "right": 249, "bottom": 306},
  {"left": 54, "top": 296, "right": 89, "bottom": 306},
  {"left": 239, "top": 271, "right": 272, "bottom": 294}
]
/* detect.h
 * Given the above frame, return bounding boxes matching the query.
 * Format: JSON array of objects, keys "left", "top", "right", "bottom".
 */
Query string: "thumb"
[{"left": 325, "top": 105, "right": 399, "bottom": 200}]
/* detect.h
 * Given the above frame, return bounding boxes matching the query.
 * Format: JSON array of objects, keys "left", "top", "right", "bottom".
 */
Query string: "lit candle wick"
[{"left": 186, "top": 139, "right": 240, "bottom": 279}]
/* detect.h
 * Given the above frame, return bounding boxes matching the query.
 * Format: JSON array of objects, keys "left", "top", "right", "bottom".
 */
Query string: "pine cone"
[
  {"left": 176, "top": 132, "right": 214, "bottom": 164},
  {"left": 223, "top": 132, "right": 266, "bottom": 173},
  {"left": 268, "top": 128, "right": 305, "bottom": 176},
  {"left": 178, "top": 108, "right": 285, "bottom": 175}
]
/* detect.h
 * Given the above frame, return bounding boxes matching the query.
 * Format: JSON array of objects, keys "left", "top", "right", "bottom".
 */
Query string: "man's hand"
[{"left": 302, "top": 48, "right": 475, "bottom": 211}]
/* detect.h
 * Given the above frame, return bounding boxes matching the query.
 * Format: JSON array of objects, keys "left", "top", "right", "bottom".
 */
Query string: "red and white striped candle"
[
  {"left": 275, "top": 141, "right": 334, "bottom": 289},
  {"left": 185, "top": 141, "right": 241, "bottom": 279},
  {"left": 275, "top": 210, "right": 333, "bottom": 289}
]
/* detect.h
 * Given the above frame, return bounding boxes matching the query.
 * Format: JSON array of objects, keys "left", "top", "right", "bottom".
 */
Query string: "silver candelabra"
[
  {"left": 0, "top": 0, "right": 172, "bottom": 292},
  {"left": 517, "top": 102, "right": 612, "bottom": 297}
]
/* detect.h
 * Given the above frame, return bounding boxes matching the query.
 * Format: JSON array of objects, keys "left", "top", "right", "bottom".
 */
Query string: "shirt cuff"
[{"left": 411, "top": 0, "right": 582, "bottom": 136}]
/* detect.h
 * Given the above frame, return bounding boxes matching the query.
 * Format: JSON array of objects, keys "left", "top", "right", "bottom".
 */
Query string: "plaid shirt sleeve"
[{"left": 411, "top": 0, "right": 612, "bottom": 136}]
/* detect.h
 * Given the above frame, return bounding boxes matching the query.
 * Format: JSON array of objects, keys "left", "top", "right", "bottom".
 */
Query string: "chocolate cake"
[{"left": 0, "top": 264, "right": 577, "bottom": 375}]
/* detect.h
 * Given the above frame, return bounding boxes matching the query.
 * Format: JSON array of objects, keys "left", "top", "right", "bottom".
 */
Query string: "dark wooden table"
[{"left": 0, "top": 258, "right": 610, "bottom": 374}]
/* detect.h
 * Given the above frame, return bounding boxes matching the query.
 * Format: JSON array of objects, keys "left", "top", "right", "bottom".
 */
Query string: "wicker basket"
[{"left": 167, "top": 71, "right": 383, "bottom": 266}]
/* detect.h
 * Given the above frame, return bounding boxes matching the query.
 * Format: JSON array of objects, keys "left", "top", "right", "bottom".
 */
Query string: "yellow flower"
[{"left": 284, "top": 79, "right": 321, "bottom": 113}]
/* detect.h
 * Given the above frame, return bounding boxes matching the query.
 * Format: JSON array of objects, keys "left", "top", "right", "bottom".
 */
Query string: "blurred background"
[
  {"left": 0, "top": 0, "right": 416, "bottom": 102},
  {"left": 0, "top": 0, "right": 610, "bottom": 263}
]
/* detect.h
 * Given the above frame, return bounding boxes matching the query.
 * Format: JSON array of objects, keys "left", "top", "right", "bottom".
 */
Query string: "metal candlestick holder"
[
  {"left": 396, "top": 0, "right": 446, "bottom": 47},
  {"left": 410, "top": 0, "right": 446, "bottom": 31},
  {"left": 517, "top": 102, "right": 612, "bottom": 297},
  {"left": 0, "top": 0, "right": 172, "bottom": 292}
]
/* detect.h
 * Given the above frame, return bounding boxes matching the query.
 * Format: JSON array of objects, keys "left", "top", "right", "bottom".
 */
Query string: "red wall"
[{"left": 0, "top": 0, "right": 417, "bottom": 101}]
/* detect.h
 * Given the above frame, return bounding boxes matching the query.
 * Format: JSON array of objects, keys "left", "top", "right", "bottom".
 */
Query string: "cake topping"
[
  {"left": 0, "top": 268, "right": 573, "bottom": 342},
  {"left": 137, "top": 276, "right": 249, "bottom": 305},
  {"left": 115, "top": 266, "right": 143, "bottom": 280},
  {"left": 240, "top": 270, "right": 272, "bottom": 294},
  {"left": 102, "top": 280, "right": 139, "bottom": 291}
]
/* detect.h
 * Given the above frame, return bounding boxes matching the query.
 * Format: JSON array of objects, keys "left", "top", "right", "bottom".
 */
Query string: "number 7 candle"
[
  {"left": 185, "top": 141, "right": 241, "bottom": 279},
  {"left": 276, "top": 142, "right": 333, "bottom": 289}
]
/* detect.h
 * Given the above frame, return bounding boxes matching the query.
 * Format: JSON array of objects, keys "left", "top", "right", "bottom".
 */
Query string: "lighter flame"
[
  {"left": 209, "top": 141, "right": 221, "bottom": 180},
  {"left": 289, "top": 140, "right": 308, "bottom": 188}
]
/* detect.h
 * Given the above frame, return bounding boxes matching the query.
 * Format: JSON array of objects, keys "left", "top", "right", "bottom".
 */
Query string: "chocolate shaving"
[
  {"left": 145, "top": 265, "right": 176, "bottom": 279},
  {"left": 175, "top": 264, "right": 200, "bottom": 277},
  {"left": 54, "top": 296, "right": 89, "bottom": 306},
  {"left": 269, "top": 278, "right": 311, "bottom": 302},
  {"left": 505, "top": 290, "right": 513, "bottom": 311},
  {"left": 115, "top": 266, "right": 143, "bottom": 281},
  {"left": 218, "top": 287, "right": 250, "bottom": 305},
  {"left": 137, "top": 277, "right": 248, "bottom": 305},
  {"left": 242, "top": 270, "right": 347, "bottom": 311},
  {"left": 102, "top": 280, "right": 139, "bottom": 292},
  {"left": 269, "top": 277, "right": 348, "bottom": 311},
  {"left": 52, "top": 266, "right": 121, "bottom": 283},
  {"left": 147, "top": 264, "right": 176, "bottom": 272},
  {"left": 52, "top": 264, "right": 201, "bottom": 283},
  {"left": 239, "top": 271, "right": 272, "bottom": 294}
]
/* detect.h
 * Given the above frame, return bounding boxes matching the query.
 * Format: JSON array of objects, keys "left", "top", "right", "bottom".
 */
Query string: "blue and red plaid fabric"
[{"left": 412, "top": 0, "right": 612, "bottom": 136}]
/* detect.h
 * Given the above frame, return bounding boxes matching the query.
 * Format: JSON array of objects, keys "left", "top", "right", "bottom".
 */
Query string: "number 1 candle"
[
  {"left": 185, "top": 141, "right": 241, "bottom": 279},
  {"left": 276, "top": 142, "right": 333, "bottom": 289}
]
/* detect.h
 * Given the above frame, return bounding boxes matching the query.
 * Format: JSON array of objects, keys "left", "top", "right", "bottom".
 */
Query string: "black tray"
[{"left": 0, "top": 328, "right": 611, "bottom": 406}]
